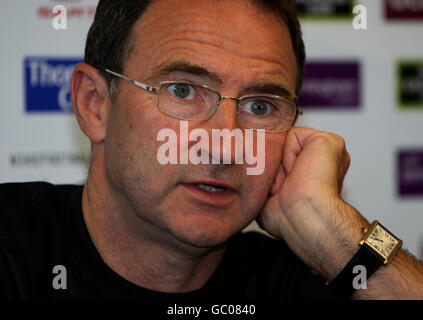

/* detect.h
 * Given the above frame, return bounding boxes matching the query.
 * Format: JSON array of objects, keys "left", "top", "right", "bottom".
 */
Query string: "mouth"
[
  {"left": 196, "top": 183, "right": 227, "bottom": 193},
  {"left": 180, "top": 180, "right": 236, "bottom": 206}
]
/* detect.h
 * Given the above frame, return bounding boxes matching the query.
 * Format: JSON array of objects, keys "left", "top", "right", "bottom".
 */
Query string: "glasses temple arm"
[
  {"left": 103, "top": 68, "right": 158, "bottom": 93},
  {"left": 297, "top": 105, "right": 303, "bottom": 115}
]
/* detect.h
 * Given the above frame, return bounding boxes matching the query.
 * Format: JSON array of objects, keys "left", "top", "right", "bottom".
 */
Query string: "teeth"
[{"left": 197, "top": 184, "right": 226, "bottom": 193}]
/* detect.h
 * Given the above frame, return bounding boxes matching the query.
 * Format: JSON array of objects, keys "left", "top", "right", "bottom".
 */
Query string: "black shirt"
[{"left": 0, "top": 182, "right": 339, "bottom": 300}]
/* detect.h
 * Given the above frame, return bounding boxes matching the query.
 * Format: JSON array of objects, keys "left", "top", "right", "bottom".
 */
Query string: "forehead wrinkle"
[
  {"left": 155, "top": 26, "right": 293, "bottom": 70},
  {"left": 164, "top": 0, "right": 286, "bottom": 41},
  {"left": 135, "top": 6, "right": 295, "bottom": 69},
  {"left": 151, "top": 49, "right": 290, "bottom": 85},
  {"left": 153, "top": 39, "right": 292, "bottom": 76},
  {"left": 131, "top": 1, "right": 296, "bottom": 91},
  {"left": 145, "top": 44, "right": 294, "bottom": 96}
]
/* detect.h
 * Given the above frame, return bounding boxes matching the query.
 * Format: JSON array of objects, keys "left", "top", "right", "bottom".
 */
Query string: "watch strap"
[{"left": 327, "top": 243, "right": 384, "bottom": 299}]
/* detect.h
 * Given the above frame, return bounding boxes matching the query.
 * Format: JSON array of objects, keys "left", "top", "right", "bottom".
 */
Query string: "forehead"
[{"left": 124, "top": 0, "right": 297, "bottom": 92}]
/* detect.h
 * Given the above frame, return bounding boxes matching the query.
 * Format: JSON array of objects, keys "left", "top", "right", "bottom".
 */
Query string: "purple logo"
[
  {"left": 397, "top": 150, "right": 423, "bottom": 197},
  {"left": 385, "top": 0, "right": 423, "bottom": 20},
  {"left": 299, "top": 61, "right": 361, "bottom": 109}
]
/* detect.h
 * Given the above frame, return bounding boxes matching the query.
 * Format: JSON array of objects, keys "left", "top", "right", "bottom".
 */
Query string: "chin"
[{"left": 168, "top": 217, "right": 238, "bottom": 249}]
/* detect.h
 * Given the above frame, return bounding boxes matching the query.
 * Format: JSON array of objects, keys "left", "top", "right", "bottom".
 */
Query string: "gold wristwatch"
[
  {"left": 359, "top": 220, "right": 403, "bottom": 264},
  {"left": 327, "top": 220, "right": 402, "bottom": 298}
]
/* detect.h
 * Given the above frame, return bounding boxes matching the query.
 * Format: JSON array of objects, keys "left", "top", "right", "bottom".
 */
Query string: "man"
[{"left": 1, "top": 0, "right": 423, "bottom": 300}]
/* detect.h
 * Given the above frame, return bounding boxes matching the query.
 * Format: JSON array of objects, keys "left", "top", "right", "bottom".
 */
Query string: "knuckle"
[
  {"left": 332, "top": 134, "right": 347, "bottom": 153},
  {"left": 334, "top": 134, "right": 345, "bottom": 147},
  {"left": 321, "top": 132, "right": 346, "bottom": 150},
  {"left": 311, "top": 131, "right": 348, "bottom": 155},
  {"left": 313, "top": 131, "right": 332, "bottom": 144},
  {"left": 345, "top": 151, "right": 351, "bottom": 168}
]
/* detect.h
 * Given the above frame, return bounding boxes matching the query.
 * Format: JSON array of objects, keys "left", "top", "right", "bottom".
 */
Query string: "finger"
[
  {"left": 282, "top": 127, "right": 320, "bottom": 174},
  {"left": 338, "top": 150, "right": 351, "bottom": 192}
]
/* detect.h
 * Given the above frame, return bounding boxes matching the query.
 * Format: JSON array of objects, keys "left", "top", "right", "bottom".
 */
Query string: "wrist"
[
  {"left": 288, "top": 196, "right": 367, "bottom": 280},
  {"left": 325, "top": 200, "right": 369, "bottom": 280},
  {"left": 328, "top": 220, "right": 404, "bottom": 299}
]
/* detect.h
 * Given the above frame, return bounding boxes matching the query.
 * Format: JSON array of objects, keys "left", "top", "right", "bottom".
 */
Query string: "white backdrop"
[{"left": 1, "top": 0, "right": 422, "bottom": 259}]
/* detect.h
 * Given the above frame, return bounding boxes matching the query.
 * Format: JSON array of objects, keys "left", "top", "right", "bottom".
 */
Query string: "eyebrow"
[
  {"left": 149, "top": 59, "right": 296, "bottom": 101},
  {"left": 150, "top": 60, "right": 223, "bottom": 84},
  {"left": 241, "top": 82, "right": 297, "bottom": 101}
]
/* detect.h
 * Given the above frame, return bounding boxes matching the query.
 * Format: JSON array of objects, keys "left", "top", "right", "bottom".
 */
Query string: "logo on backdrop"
[
  {"left": 38, "top": 0, "right": 96, "bottom": 20},
  {"left": 24, "top": 57, "right": 82, "bottom": 113},
  {"left": 296, "top": 0, "right": 355, "bottom": 19},
  {"left": 397, "top": 149, "right": 423, "bottom": 197},
  {"left": 385, "top": 0, "right": 423, "bottom": 20},
  {"left": 299, "top": 61, "right": 361, "bottom": 109},
  {"left": 9, "top": 152, "right": 90, "bottom": 168},
  {"left": 397, "top": 60, "right": 423, "bottom": 108}
]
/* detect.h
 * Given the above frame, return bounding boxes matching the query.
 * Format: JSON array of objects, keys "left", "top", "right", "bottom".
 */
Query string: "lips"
[
  {"left": 186, "top": 180, "right": 235, "bottom": 191},
  {"left": 196, "top": 183, "right": 226, "bottom": 193},
  {"left": 180, "top": 180, "right": 236, "bottom": 206}
]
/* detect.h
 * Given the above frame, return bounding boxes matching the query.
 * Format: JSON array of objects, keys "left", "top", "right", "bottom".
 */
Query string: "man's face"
[{"left": 104, "top": 0, "right": 297, "bottom": 248}]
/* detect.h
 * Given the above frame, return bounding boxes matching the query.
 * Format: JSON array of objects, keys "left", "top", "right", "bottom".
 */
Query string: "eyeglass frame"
[{"left": 101, "top": 67, "right": 303, "bottom": 132}]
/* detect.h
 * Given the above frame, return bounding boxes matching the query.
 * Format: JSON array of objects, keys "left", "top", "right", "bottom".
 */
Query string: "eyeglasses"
[{"left": 102, "top": 68, "right": 302, "bottom": 132}]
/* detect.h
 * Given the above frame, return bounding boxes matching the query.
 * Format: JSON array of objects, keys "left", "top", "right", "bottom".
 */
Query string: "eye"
[
  {"left": 167, "top": 83, "right": 196, "bottom": 100},
  {"left": 241, "top": 99, "right": 274, "bottom": 116}
]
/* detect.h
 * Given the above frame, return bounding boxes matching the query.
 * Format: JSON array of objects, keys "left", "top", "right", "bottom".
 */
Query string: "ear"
[{"left": 71, "top": 63, "right": 111, "bottom": 144}]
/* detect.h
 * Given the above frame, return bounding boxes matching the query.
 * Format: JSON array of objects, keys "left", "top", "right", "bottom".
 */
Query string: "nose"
[
  {"left": 211, "top": 97, "right": 239, "bottom": 131},
  {"left": 191, "top": 97, "right": 243, "bottom": 165}
]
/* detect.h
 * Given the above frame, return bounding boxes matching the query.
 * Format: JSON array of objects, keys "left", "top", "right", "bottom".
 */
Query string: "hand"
[{"left": 257, "top": 127, "right": 365, "bottom": 279}]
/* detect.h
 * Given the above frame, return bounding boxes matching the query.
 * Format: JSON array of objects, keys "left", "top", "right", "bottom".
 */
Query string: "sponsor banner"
[
  {"left": 299, "top": 61, "right": 361, "bottom": 109},
  {"left": 397, "top": 149, "right": 423, "bottom": 197},
  {"left": 24, "top": 57, "right": 82, "bottom": 113},
  {"left": 296, "top": 0, "right": 355, "bottom": 19},
  {"left": 398, "top": 60, "right": 423, "bottom": 108},
  {"left": 385, "top": 0, "right": 423, "bottom": 20},
  {"left": 9, "top": 152, "right": 91, "bottom": 168},
  {"left": 37, "top": 0, "right": 96, "bottom": 20}
]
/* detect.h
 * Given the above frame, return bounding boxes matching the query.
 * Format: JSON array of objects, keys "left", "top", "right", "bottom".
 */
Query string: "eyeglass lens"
[{"left": 157, "top": 82, "right": 296, "bottom": 131}]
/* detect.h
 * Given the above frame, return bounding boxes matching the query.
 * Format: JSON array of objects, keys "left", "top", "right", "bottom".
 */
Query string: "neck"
[{"left": 81, "top": 148, "right": 226, "bottom": 293}]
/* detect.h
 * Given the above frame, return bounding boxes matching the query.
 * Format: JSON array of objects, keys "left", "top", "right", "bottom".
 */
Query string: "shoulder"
[
  {"left": 0, "top": 181, "right": 81, "bottom": 218},
  {"left": 0, "top": 181, "right": 80, "bottom": 204},
  {"left": 0, "top": 182, "right": 83, "bottom": 298},
  {"left": 0, "top": 181, "right": 54, "bottom": 206},
  {"left": 0, "top": 181, "right": 81, "bottom": 207},
  {"left": 0, "top": 181, "right": 83, "bottom": 242}
]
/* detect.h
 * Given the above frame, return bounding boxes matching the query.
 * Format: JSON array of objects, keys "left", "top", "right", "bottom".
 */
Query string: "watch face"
[{"left": 367, "top": 225, "right": 399, "bottom": 258}]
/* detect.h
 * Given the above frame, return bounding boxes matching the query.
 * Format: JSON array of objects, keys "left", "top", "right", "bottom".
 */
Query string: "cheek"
[
  {"left": 240, "top": 133, "right": 285, "bottom": 215},
  {"left": 104, "top": 95, "right": 166, "bottom": 186},
  {"left": 264, "top": 133, "right": 285, "bottom": 172},
  {"left": 118, "top": 93, "right": 172, "bottom": 162}
]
